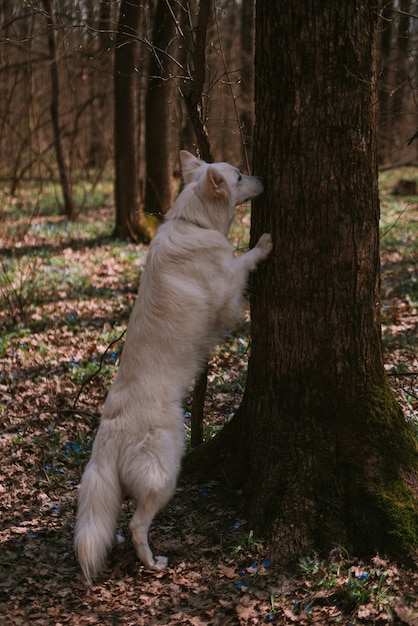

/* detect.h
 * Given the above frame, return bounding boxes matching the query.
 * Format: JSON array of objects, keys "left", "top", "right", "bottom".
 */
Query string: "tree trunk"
[
  {"left": 43, "top": 0, "right": 76, "bottom": 221},
  {"left": 377, "top": 1, "right": 396, "bottom": 166},
  {"left": 144, "top": 0, "right": 176, "bottom": 218},
  {"left": 183, "top": 0, "right": 214, "bottom": 447},
  {"left": 390, "top": 0, "right": 415, "bottom": 162},
  {"left": 239, "top": 0, "right": 254, "bottom": 162},
  {"left": 183, "top": 0, "right": 213, "bottom": 163},
  {"left": 114, "top": 0, "right": 150, "bottom": 242},
  {"left": 85, "top": 0, "right": 113, "bottom": 173},
  {"left": 184, "top": 0, "right": 418, "bottom": 563}
]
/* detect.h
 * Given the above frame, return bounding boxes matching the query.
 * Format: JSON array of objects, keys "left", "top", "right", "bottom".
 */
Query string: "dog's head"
[
  {"left": 173, "top": 151, "right": 264, "bottom": 235},
  {"left": 180, "top": 150, "right": 264, "bottom": 207}
]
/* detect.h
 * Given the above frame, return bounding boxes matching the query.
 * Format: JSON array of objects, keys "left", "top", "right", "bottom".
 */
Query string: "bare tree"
[
  {"left": 239, "top": 0, "right": 255, "bottom": 160},
  {"left": 43, "top": 0, "right": 76, "bottom": 220},
  {"left": 181, "top": 0, "right": 214, "bottom": 447},
  {"left": 378, "top": 2, "right": 418, "bottom": 165},
  {"left": 183, "top": 0, "right": 214, "bottom": 163},
  {"left": 144, "top": 0, "right": 177, "bottom": 218},
  {"left": 113, "top": 0, "right": 150, "bottom": 242}
]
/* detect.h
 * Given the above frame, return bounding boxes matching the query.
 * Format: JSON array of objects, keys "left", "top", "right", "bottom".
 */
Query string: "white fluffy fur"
[{"left": 74, "top": 151, "right": 272, "bottom": 583}]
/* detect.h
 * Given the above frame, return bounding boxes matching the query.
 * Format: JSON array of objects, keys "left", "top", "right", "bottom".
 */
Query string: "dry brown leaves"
[{"left": 1, "top": 201, "right": 418, "bottom": 625}]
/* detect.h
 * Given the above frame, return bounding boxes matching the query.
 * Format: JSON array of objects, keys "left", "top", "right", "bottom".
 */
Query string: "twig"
[
  {"left": 213, "top": 10, "right": 250, "bottom": 172},
  {"left": 380, "top": 204, "right": 410, "bottom": 239},
  {"left": 72, "top": 328, "right": 126, "bottom": 409},
  {"left": 387, "top": 371, "right": 418, "bottom": 377}
]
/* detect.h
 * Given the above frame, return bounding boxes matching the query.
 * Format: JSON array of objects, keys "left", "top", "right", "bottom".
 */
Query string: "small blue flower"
[
  {"left": 235, "top": 582, "right": 244, "bottom": 590},
  {"left": 44, "top": 464, "right": 52, "bottom": 471},
  {"left": 262, "top": 559, "right": 271, "bottom": 568},
  {"left": 232, "top": 522, "right": 239, "bottom": 531},
  {"left": 66, "top": 311, "right": 78, "bottom": 323},
  {"left": 356, "top": 572, "right": 369, "bottom": 580}
]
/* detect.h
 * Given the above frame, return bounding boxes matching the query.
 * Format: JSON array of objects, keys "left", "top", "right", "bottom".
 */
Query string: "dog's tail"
[{"left": 74, "top": 460, "right": 122, "bottom": 584}]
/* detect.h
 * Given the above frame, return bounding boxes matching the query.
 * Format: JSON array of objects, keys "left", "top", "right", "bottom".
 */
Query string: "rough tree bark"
[{"left": 184, "top": 0, "right": 418, "bottom": 563}]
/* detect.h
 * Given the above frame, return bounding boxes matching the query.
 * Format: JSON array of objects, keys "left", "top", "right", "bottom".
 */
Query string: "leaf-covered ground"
[{"left": 0, "top": 172, "right": 417, "bottom": 625}]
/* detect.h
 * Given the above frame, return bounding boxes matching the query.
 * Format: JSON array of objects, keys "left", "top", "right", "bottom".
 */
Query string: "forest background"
[
  {"left": 1, "top": 1, "right": 418, "bottom": 222},
  {"left": 1, "top": 1, "right": 418, "bottom": 625}
]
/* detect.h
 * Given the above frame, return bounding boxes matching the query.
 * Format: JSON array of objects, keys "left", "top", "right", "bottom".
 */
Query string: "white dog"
[{"left": 74, "top": 150, "right": 272, "bottom": 583}]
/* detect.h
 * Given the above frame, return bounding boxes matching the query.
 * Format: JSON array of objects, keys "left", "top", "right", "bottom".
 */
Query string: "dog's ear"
[
  {"left": 180, "top": 150, "right": 204, "bottom": 185},
  {"left": 206, "top": 166, "right": 229, "bottom": 201}
]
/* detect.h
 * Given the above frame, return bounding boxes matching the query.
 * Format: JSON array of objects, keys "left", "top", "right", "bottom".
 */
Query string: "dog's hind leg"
[
  {"left": 129, "top": 491, "right": 171, "bottom": 570},
  {"left": 127, "top": 423, "right": 184, "bottom": 571}
]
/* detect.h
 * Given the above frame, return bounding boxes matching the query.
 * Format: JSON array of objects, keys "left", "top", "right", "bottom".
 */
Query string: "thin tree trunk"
[
  {"left": 183, "top": 0, "right": 213, "bottom": 447},
  {"left": 43, "top": 0, "right": 76, "bottom": 220},
  {"left": 391, "top": 0, "right": 413, "bottom": 158},
  {"left": 114, "top": 0, "right": 150, "bottom": 242},
  {"left": 190, "top": 363, "right": 208, "bottom": 447},
  {"left": 183, "top": 0, "right": 213, "bottom": 163},
  {"left": 239, "top": 0, "right": 254, "bottom": 161},
  {"left": 377, "top": 1, "right": 394, "bottom": 165},
  {"left": 144, "top": 0, "right": 176, "bottom": 218}
]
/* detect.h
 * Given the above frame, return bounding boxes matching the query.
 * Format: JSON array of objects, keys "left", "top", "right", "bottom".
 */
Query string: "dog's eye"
[{"left": 238, "top": 173, "right": 242, "bottom": 182}]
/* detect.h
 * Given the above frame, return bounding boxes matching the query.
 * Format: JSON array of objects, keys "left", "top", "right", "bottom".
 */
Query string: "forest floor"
[{"left": 0, "top": 169, "right": 417, "bottom": 625}]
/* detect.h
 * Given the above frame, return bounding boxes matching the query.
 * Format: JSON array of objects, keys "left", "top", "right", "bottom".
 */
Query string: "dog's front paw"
[{"left": 255, "top": 233, "right": 273, "bottom": 259}]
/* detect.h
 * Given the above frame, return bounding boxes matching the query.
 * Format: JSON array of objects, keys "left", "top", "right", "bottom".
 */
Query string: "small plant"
[
  {"left": 59, "top": 436, "right": 93, "bottom": 473},
  {"left": 31, "top": 426, "right": 94, "bottom": 485},
  {"left": 298, "top": 554, "right": 321, "bottom": 577},
  {"left": 287, "top": 554, "right": 396, "bottom": 622},
  {"left": 0, "top": 254, "right": 42, "bottom": 325},
  {"left": 231, "top": 529, "right": 264, "bottom": 554}
]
